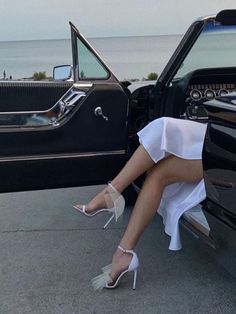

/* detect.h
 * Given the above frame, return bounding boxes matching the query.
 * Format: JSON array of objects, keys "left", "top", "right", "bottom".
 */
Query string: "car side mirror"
[{"left": 53, "top": 65, "right": 72, "bottom": 81}]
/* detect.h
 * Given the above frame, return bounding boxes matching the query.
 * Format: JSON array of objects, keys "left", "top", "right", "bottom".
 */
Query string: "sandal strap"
[
  {"left": 118, "top": 245, "right": 134, "bottom": 254},
  {"left": 108, "top": 182, "right": 119, "bottom": 193}
]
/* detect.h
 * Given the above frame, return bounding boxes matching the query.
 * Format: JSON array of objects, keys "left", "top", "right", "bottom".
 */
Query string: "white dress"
[{"left": 137, "top": 117, "right": 207, "bottom": 250}]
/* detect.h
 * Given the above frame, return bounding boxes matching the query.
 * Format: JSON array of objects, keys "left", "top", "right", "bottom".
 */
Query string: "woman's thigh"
[{"left": 150, "top": 155, "right": 204, "bottom": 186}]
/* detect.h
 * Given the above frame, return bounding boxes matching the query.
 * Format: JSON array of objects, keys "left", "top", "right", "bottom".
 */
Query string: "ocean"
[{"left": 0, "top": 35, "right": 183, "bottom": 81}]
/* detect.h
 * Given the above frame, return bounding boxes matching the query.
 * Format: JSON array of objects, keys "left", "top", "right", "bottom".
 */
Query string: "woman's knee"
[
  {"left": 146, "top": 156, "right": 203, "bottom": 187},
  {"left": 145, "top": 162, "right": 170, "bottom": 189}
]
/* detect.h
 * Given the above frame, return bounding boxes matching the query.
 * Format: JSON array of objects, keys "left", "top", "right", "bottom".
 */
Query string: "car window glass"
[
  {"left": 174, "top": 22, "right": 236, "bottom": 79},
  {"left": 77, "top": 37, "right": 109, "bottom": 79}
]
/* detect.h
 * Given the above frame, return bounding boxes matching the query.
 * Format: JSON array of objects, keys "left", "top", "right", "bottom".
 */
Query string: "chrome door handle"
[{"left": 94, "top": 107, "right": 108, "bottom": 121}]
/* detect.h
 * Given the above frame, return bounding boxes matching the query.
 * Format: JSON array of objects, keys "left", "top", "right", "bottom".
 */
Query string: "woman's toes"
[{"left": 75, "top": 187, "right": 112, "bottom": 214}]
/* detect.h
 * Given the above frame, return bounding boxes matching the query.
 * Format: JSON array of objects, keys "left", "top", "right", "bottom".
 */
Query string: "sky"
[{"left": 0, "top": 0, "right": 235, "bottom": 41}]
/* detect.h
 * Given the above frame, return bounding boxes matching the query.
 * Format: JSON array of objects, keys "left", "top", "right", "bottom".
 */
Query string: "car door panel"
[
  {"left": 202, "top": 105, "right": 236, "bottom": 275},
  {"left": 203, "top": 207, "right": 236, "bottom": 277},
  {"left": 1, "top": 153, "right": 126, "bottom": 193},
  {"left": 0, "top": 81, "right": 72, "bottom": 112},
  {"left": 0, "top": 25, "right": 129, "bottom": 193},
  {"left": 0, "top": 82, "right": 128, "bottom": 193},
  {"left": 0, "top": 84, "right": 128, "bottom": 156}
]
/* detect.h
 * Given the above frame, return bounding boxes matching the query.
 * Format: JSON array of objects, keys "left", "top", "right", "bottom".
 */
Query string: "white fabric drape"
[{"left": 138, "top": 117, "right": 207, "bottom": 250}]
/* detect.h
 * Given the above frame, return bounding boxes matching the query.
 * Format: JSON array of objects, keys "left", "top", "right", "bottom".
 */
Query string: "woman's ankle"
[
  {"left": 110, "top": 248, "right": 133, "bottom": 280},
  {"left": 109, "top": 180, "right": 126, "bottom": 194},
  {"left": 112, "top": 244, "right": 134, "bottom": 264}
]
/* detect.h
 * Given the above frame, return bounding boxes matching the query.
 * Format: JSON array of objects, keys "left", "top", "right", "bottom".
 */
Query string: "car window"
[
  {"left": 174, "top": 21, "right": 236, "bottom": 79},
  {"left": 77, "top": 36, "right": 109, "bottom": 79}
]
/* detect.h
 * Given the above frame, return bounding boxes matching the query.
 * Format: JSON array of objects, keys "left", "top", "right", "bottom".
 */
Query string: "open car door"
[
  {"left": 202, "top": 96, "right": 236, "bottom": 276},
  {"left": 0, "top": 23, "right": 129, "bottom": 193}
]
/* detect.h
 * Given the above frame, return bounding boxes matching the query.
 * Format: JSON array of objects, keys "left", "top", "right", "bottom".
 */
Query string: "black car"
[{"left": 0, "top": 10, "right": 235, "bottom": 276}]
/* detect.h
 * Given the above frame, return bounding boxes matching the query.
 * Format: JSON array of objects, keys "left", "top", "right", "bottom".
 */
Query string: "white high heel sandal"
[
  {"left": 91, "top": 245, "right": 139, "bottom": 291},
  {"left": 73, "top": 183, "right": 125, "bottom": 229}
]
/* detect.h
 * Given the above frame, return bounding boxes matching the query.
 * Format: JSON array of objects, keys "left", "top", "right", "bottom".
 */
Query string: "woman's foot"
[
  {"left": 73, "top": 183, "right": 125, "bottom": 229},
  {"left": 74, "top": 185, "right": 115, "bottom": 214},
  {"left": 92, "top": 245, "right": 139, "bottom": 290},
  {"left": 108, "top": 247, "right": 133, "bottom": 284}
]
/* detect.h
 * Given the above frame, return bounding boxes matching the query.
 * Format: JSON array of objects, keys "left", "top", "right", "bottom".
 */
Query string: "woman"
[{"left": 73, "top": 117, "right": 207, "bottom": 291}]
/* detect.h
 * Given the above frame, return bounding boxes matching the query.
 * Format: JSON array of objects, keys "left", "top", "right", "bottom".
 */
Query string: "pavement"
[{"left": 0, "top": 185, "right": 236, "bottom": 314}]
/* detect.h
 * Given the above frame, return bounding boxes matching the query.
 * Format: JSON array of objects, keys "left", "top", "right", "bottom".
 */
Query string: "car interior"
[{"left": 126, "top": 16, "right": 236, "bottom": 247}]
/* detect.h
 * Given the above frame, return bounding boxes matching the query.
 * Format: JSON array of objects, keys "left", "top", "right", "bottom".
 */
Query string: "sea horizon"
[
  {"left": 0, "top": 34, "right": 183, "bottom": 80},
  {"left": 0, "top": 33, "right": 182, "bottom": 43}
]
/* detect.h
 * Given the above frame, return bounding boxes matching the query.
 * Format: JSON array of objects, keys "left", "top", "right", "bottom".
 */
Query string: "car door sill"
[
  {"left": 180, "top": 218, "right": 216, "bottom": 249},
  {"left": 0, "top": 150, "right": 126, "bottom": 162}
]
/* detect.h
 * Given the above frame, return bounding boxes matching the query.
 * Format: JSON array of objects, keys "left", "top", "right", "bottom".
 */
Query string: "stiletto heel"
[
  {"left": 73, "top": 183, "right": 125, "bottom": 228},
  {"left": 91, "top": 245, "right": 139, "bottom": 291},
  {"left": 133, "top": 269, "right": 137, "bottom": 290},
  {"left": 103, "top": 213, "right": 115, "bottom": 229}
]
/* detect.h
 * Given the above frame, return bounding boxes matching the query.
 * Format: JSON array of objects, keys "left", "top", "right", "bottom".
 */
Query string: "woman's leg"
[
  {"left": 75, "top": 144, "right": 155, "bottom": 212},
  {"left": 109, "top": 155, "right": 203, "bottom": 280}
]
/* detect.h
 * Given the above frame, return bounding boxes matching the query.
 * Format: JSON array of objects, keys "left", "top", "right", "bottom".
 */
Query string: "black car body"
[{"left": 0, "top": 10, "right": 235, "bottom": 276}]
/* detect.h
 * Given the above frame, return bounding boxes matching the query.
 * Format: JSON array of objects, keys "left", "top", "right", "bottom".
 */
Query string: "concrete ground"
[{"left": 0, "top": 185, "right": 236, "bottom": 314}]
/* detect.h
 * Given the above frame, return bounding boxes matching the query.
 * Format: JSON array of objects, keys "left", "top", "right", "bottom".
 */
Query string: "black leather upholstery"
[{"left": 0, "top": 81, "right": 72, "bottom": 112}]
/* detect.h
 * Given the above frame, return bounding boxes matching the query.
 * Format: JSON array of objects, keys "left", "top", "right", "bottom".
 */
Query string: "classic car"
[{"left": 0, "top": 10, "right": 235, "bottom": 276}]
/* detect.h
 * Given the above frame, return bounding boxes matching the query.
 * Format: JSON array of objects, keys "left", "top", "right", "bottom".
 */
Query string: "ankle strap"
[
  {"left": 118, "top": 245, "right": 134, "bottom": 254},
  {"left": 107, "top": 182, "right": 118, "bottom": 193}
]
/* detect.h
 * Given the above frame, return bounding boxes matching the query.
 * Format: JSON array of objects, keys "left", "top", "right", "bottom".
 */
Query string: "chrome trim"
[
  {"left": 0, "top": 86, "right": 73, "bottom": 116},
  {"left": 196, "top": 15, "right": 215, "bottom": 22},
  {"left": 0, "top": 87, "right": 86, "bottom": 130},
  {"left": 0, "top": 150, "right": 126, "bottom": 163},
  {"left": 94, "top": 106, "right": 109, "bottom": 121},
  {"left": 73, "top": 82, "right": 93, "bottom": 89}
]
